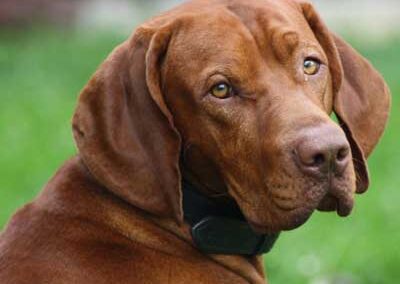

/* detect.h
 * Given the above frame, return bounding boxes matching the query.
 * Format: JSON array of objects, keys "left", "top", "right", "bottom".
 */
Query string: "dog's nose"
[{"left": 295, "top": 126, "right": 350, "bottom": 178}]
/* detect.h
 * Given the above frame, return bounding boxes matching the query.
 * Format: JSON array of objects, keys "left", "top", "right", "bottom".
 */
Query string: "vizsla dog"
[{"left": 0, "top": 0, "right": 391, "bottom": 283}]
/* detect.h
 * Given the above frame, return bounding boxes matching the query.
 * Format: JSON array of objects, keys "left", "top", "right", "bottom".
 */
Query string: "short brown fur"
[{"left": 0, "top": 0, "right": 390, "bottom": 283}]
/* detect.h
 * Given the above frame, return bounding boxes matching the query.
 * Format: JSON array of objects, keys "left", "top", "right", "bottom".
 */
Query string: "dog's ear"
[
  {"left": 72, "top": 23, "right": 183, "bottom": 222},
  {"left": 299, "top": 1, "right": 391, "bottom": 193}
]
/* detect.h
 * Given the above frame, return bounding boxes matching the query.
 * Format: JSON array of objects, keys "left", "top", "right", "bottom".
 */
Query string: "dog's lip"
[
  {"left": 317, "top": 194, "right": 338, "bottom": 211},
  {"left": 317, "top": 191, "right": 354, "bottom": 217},
  {"left": 336, "top": 196, "right": 354, "bottom": 217}
]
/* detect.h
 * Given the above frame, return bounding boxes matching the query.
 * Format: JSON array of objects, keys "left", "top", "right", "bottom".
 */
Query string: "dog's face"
[
  {"left": 160, "top": 1, "right": 378, "bottom": 232},
  {"left": 73, "top": 0, "right": 390, "bottom": 234}
]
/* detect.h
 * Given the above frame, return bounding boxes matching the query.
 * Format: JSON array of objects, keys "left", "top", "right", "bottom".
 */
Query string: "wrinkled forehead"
[
  {"left": 168, "top": 0, "right": 321, "bottom": 69},
  {"left": 226, "top": 0, "right": 323, "bottom": 58}
]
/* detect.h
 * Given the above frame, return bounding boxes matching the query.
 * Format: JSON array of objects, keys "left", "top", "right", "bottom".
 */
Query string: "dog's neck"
[{"left": 72, "top": 158, "right": 268, "bottom": 284}]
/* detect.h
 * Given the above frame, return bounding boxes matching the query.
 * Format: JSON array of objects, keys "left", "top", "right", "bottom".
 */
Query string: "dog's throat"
[{"left": 182, "top": 179, "right": 280, "bottom": 255}]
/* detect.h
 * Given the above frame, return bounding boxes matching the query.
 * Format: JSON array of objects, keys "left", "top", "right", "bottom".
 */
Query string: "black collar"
[{"left": 182, "top": 179, "right": 280, "bottom": 255}]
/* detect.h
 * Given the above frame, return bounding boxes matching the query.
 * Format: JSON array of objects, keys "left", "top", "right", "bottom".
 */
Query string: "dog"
[{"left": 0, "top": 0, "right": 391, "bottom": 283}]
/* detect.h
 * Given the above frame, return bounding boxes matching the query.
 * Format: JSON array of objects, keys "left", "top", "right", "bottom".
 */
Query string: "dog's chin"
[
  {"left": 244, "top": 190, "right": 354, "bottom": 234},
  {"left": 245, "top": 207, "right": 315, "bottom": 234}
]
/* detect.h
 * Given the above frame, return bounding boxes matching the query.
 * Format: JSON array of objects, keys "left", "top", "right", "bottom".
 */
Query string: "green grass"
[
  {"left": 0, "top": 29, "right": 399, "bottom": 284},
  {"left": 0, "top": 28, "right": 125, "bottom": 224}
]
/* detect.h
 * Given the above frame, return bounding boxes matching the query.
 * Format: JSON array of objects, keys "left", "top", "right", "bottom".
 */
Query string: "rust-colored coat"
[{"left": 0, "top": 1, "right": 390, "bottom": 283}]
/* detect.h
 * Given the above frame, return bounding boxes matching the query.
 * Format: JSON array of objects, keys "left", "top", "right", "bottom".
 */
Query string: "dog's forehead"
[
  {"left": 223, "top": 0, "right": 317, "bottom": 50},
  {"left": 167, "top": 0, "right": 317, "bottom": 59}
]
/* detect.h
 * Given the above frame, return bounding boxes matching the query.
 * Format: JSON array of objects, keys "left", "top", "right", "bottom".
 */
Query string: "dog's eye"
[
  {"left": 210, "top": 83, "right": 232, "bottom": 99},
  {"left": 303, "top": 58, "right": 320, "bottom": 75}
]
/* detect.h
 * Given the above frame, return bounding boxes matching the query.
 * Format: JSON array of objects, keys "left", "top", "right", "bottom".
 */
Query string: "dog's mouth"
[
  {"left": 234, "top": 180, "right": 355, "bottom": 234},
  {"left": 317, "top": 189, "right": 354, "bottom": 217},
  {"left": 231, "top": 192, "right": 316, "bottom": 234}
]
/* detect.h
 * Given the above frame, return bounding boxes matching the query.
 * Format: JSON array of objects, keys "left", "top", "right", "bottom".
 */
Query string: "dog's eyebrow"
[{"left": 270, "top": 29, "right": 300, "bottom": 63}]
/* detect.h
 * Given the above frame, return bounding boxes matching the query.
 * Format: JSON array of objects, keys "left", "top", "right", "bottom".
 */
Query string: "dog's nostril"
[
  {"left": 336, "top": 147, "right": 349, "bottom": 162},
  {"left": 312, "top": 153, "right": 326, "bottom": 167}
]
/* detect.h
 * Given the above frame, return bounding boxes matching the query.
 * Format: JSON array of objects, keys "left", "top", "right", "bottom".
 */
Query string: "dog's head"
[{"left": 73, "top": 0, "right": 390, "bottom": 233}]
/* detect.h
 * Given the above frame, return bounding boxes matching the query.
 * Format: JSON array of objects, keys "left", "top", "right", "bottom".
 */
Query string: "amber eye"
[
  {"left": 210, "top": 83, "right": 232, "bottom": 99},
  {"left": 303, "top": 58, "right": 320, "bottom": 75}
]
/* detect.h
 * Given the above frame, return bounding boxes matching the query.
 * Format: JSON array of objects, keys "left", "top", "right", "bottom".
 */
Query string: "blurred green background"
[{"left": 0, "top": 1, "right": 399, "bottom": 284}]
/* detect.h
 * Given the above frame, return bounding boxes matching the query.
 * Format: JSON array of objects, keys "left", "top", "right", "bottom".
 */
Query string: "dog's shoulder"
[
  {"left": 0, "top": 157, "right": 136, "bottom": 283},
  {"left": 0, "top": 157, "right": 254, "bottom": 284}
]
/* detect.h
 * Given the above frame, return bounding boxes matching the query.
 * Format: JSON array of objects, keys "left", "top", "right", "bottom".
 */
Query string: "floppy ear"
[
  {"left": 72, "top": 24, "right": 183, "bottom": 222},
  {"left": 299, "top": 1, "right": 391, "bottom": 193}
]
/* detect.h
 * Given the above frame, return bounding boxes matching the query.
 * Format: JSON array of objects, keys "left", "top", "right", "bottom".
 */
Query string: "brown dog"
[{"left": 0, "top": 0, "right": 391, "bottom": 283}]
